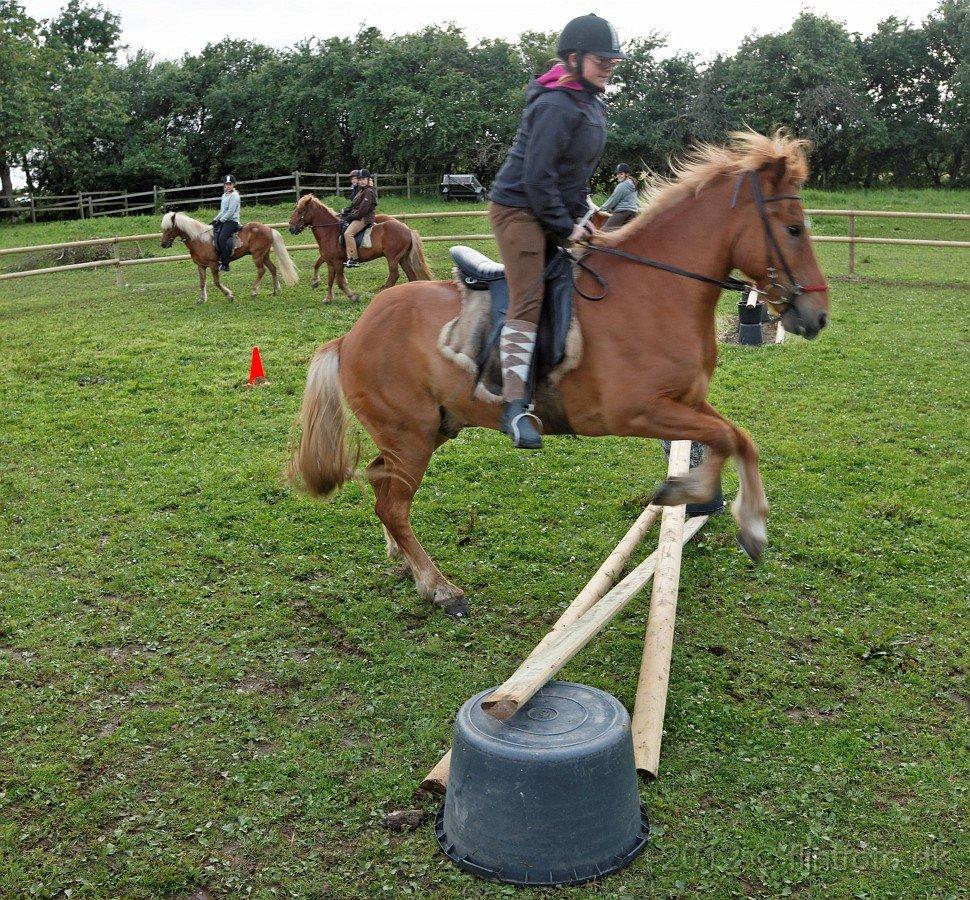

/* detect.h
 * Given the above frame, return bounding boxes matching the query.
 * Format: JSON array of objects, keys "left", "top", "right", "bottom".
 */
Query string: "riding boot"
[{"left": 499, "top": 320, "right": 542, "bottom": 449}]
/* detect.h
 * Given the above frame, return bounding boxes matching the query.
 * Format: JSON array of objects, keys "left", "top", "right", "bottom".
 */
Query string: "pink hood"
[{"left": 536, "top": 63, "right": 583, "bottom": 91}]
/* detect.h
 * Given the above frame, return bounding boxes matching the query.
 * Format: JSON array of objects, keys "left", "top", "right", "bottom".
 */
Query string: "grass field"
[{"left": 1, "top": 190, "right": 967, "bottom": 899}]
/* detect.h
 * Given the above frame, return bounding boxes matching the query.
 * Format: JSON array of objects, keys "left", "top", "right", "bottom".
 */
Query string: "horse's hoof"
[
  {"left": 436, "top": 587, "right": 468, "bottom": 619},
  {"left": 736, "top": 530, "right": 765, "bottom": 563},
  {"left": 351, "top": 295, "right": 360, "bottom": 303},
  {"left": 651, "top": 475, "right": 690, "bottom": 506}
]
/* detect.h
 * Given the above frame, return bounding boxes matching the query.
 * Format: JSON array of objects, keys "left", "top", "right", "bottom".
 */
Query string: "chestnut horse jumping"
[
  {"left": 289, "top": 132, "right": 831, "bottom": 617},
  {"left": 160, "top": 211, "right": 298, "bottom": 303},
  {"left": 287, "top": 195, "right": 433, "bottom": 303}
]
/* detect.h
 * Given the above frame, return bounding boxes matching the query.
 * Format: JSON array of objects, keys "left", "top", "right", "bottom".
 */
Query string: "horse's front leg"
[
  {"left": 197, "top": 264, "right": 208, "bottom": 304},
  {"left": 311, "top": 254, "right": 324, "bottom": 290},
  {"left": 211, "top": 265, "right": 235, "bottom": 301},
  {"left": 336, "top": 262, "right": 359, "bottom": 302},
  {"left": 324, "top": 262, "right": 335, "bottom": 304},
  {"left": 624, "top": 397, "right": 768, "bottom": 561}
]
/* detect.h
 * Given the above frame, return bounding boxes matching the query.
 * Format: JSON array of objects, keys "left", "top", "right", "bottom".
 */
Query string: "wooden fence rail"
[
  {"left": 0, "top": 208, "right": 966, "bottom": 283},
  {"left": 0, "top": 172, "right": 438, "bottom": 223}
]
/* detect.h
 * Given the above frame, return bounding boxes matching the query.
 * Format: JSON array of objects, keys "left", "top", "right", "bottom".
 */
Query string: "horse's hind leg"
[
  {"left": 197, "top": 265, "right": 208, "bottom": 304},
  {"left": 400, "top": 253, "right": 418, "bottom": 282},
  {"left": 379, "top": 258, "right": 400, "bottom": 292},
  {"left": 366, "top": 433, "right": 467, "bottom": 617},
  {"left": 251, "top": 251, "right": 267, "bottom": 297},
  {"left": 264, "top": 256, "right": 280, "bottom": 295}
]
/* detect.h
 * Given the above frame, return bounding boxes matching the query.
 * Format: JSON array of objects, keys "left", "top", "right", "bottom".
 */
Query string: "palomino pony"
[
  {"left": 287, "top": 195, "right": 433, "bottom": 303},
  {"left": 289, "top": 131, "right": 831, "bottom": 617},
  {"left": 160, "top": 211, "right": 299, "bottom": 303}
]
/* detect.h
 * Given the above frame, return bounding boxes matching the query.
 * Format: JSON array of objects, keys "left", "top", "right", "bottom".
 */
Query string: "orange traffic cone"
[{"left": 247, "top": 346, "right": 269, "bottom": 386}]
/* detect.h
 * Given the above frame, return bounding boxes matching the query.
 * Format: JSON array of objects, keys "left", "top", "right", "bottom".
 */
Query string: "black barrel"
[
  {"left": 738, "top": 298, "right": 764, "bottom": 346},
  {"left": 436, "top": 681, "right": 649, "bottom": 886}
]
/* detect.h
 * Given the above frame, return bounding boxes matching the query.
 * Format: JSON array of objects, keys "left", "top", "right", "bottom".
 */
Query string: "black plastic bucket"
[
  {"left": 738, "top": 298, "right": 764, "bottom": 346},
  {"left": 436, "top": 681, "right": 649, "bottom": 886}
]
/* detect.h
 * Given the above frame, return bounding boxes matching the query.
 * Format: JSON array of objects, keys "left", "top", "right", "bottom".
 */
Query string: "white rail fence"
[{"left": 0, "top": 209, "right": 967, "bottom": 285}]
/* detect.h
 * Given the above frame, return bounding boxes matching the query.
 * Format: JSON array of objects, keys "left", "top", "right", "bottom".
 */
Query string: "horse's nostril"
[{"left": 819, "top": 313, "right": 828, "bottom": 328}]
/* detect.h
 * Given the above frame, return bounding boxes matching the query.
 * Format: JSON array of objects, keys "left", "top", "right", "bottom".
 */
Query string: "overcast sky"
[{"left": 20, "top": 0, "right": 941, "bottom": 62}]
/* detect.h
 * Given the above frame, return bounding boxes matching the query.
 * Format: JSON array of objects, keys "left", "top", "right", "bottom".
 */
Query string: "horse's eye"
[{"left": 787, "top": 224, "right": 802, "bottom": 236}]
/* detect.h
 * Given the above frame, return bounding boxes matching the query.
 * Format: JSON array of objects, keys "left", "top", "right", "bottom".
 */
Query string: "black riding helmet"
[
  {"left": 557, "top": 14, "right": 626, "bottom": 60},
  {"left": 358, "top": 168, "right": 372, "bottom": 180},
  {"left": 615, "top": 163, "right": 631, "bottom": 174}
]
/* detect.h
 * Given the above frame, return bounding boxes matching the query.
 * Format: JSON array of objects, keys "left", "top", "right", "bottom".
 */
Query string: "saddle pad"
[
  {"left": 340, "top": 224, "right": 374, "bottom": 250},
  {"left": 438, "top": 248, "right": 582, "bottom": 403}
]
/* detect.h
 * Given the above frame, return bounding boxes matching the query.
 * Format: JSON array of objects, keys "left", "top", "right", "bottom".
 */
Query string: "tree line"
[{"left": 1, "top": 0, "right": 966, "bottom": 208}]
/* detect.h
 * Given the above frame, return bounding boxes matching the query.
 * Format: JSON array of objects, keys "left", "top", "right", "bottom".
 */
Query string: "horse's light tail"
[
  {"left": 287, "top": 339, "right": 359, "bottom": 498},
  {"left": 271, "top": 229, "right": 300, "bottom": 286},
  {"left": 407, "top": 229, "right": 434, "bottom": 280}
]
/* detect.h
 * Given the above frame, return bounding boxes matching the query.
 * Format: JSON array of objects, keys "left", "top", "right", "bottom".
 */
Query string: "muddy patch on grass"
[
  {"left": 784, "top": 704, "right": 844, "bottom": 723},
  {"left": 719, "top": 315, "right": 782, "bottom": 345}
]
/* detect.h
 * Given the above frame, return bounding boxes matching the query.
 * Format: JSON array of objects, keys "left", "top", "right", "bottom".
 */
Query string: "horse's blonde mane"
[
  {"left": 161, "top": 211, "right": 210, "bottom": 241},
  {"left": 297, "top": 193, "right": 338, "bottom": 218},
  {"left": 602, "top": 129, "right": 811, "bottom": 245}
]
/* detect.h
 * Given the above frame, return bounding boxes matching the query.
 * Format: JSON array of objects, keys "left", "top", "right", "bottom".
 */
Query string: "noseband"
[{"left": 576, "top": 169, "right": 827, "bottom": 308}]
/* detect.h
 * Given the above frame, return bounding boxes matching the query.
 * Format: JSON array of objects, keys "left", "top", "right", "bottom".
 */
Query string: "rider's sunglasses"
[{"left": 588, "top": 54, "right": 620, "bottom": 71}]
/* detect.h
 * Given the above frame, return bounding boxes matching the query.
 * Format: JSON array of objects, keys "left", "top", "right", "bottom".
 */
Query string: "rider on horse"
[
  {"left": 212, "top": 175, "right": 241, "bottom": 272},
  {"left": 341, "top": 169, "right": 361, "bottom": 218},
  {"left": 488, "top": 13, "right": 625, "bottom": 449},
  {"left": 343, "top": 169, "right": 377, "bottom": 268},
  {"left": 601, "top": 163, "right": 639, "bottom": 230}
]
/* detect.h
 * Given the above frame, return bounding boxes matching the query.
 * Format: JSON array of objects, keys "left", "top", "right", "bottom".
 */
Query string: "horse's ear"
[
  {"left": 771, "top": 156, "right": 787, "bottom": 187},
  {"left": 163, "top": 204, "right": 171, "bottom": 213}
]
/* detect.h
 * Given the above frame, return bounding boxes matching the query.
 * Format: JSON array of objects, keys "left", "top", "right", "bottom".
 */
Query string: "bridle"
[
  {"left": 291, "top": 202, "right": 341, "bottom": 234},
  {"left": 575, "top": 169, "right": 827, "bottom": 312}
]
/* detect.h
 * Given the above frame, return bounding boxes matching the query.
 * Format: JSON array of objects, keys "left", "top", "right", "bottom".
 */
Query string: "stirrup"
[{"left": 502, "top": 401, "right": 543, "bottom": 450}]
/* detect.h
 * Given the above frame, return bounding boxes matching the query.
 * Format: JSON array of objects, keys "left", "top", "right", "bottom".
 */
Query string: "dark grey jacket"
[{"left": 490, "top": 80, "right": 607, "bottom": 237}]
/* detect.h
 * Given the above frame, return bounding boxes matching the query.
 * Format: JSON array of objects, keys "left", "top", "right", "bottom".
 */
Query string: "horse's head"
[
  {"left": 159, "top": 211, "right": 179, "bottom": 248},
  {"left": 289, "top": 194, "right": 335, "bottom": 235},
  {"left": 729, "top": 138, "right": 830, "bottom": 339}
]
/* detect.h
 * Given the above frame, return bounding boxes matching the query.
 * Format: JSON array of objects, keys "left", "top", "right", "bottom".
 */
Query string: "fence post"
[
  {"left": 113, "top": 240, "right": 123, "bottom": 287},
  {"left": 847, "top": 212, "right": 856, "bottom": 276},
  {"left": 335, "top": 173, "right": 340, "bottom": 197},
  {"left": 29, "top": 196, "right": 36, "bottom": 224},
  {"left": 123, "top": 194, "right": 129, "bottom": 216},
  {"left": 153, "top": 185, "right": 159, "bottom": 212},
  {"left": 406, "top": 172, "right": 412, "bottom": 199},
  {"left": 293, "top": 171, "right": 301, "bottom": 201},
  {"left": 77, "top": 193, "right": 84, "bottom": 219}
]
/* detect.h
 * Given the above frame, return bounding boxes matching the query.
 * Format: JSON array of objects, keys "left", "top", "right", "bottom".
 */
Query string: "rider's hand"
[{"left": 569, "top": 222, "right": 595, "bottom": 243}]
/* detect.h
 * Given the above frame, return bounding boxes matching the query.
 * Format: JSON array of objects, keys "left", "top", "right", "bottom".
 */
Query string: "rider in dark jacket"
[
  {"left": 343, "top": 169, "right": 377, "bottom": 267},
  {"left": 488, "top": 14, "right": 624, "bottom": 448}
]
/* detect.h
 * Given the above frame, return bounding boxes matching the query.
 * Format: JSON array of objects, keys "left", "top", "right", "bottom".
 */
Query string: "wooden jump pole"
[
  {"left": 422, "top": 503, "right": 662, "bottom": 793},
  {"left": 423, "top": 446, "right": 708, "bottom": 793},
  {"left": 631, "top": 440, "right": 691, "bottom": 779},
  {"left": 422, "top": 515, "right": 709, "bottom": 793}
]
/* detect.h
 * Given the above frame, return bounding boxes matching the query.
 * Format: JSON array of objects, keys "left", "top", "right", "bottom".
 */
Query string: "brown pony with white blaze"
[
  {"left": 160, "top": 211, "right": 299, "bottom": 303},
  {"left": 289, "top": 131, "right": 831, "bottom": 618},
  {"left": 287, "top": 195, "right": 433, "bottom": 303}
]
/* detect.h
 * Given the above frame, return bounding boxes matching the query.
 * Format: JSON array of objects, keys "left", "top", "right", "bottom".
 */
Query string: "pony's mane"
[
  {"left": 297, "top": 193, "right": 339, "bottom": 219},
  {"left": 602, "top": 129, "right": 811, "bottom": 245},
  {"left": 161, "top": 211, "right": 210, "bottom": 241}
]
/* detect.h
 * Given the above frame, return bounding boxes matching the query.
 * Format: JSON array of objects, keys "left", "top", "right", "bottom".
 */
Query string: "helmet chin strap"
[{"left": 572, "top": 51, "right": 605, "bottom": 93}]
